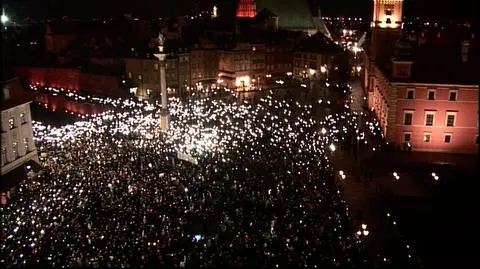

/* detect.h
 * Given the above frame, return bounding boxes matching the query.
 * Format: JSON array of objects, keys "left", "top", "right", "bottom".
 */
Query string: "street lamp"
[
  {"left": 320, "top": 65, "right": 328, "bottom": 96},
  {"left": 1, "top": 8, "right": 9, "bottom": 24}
]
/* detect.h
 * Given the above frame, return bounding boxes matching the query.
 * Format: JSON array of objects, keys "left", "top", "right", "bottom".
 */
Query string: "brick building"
[
  {"left": 363, "top": 0, "right": 478, "bottom": 154},
  {"left": 190, "top": 45, "right": 219, "bottom": 88},
  {"left": 14, "top": 67, "right": 124, "bottom": 97},
  {"left": 218, "top": 42, "right": 254, "bottom": 90}
]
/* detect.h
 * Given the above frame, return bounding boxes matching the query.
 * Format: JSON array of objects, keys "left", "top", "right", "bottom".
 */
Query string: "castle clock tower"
[
  {"left": 371, "top": 0, "right": 403, "bottom": 29},
  {"left": 368, "top": 0, "right": 404, "bottom": 62}
]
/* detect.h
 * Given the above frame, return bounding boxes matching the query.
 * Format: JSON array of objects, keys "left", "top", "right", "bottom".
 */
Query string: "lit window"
[
  {"left": 12, "top": 142, "right": 18, "bottom": 158},
  {"left": 406, "top": 89, "right": 414, "bottom": 99},
  {"left": 154, "top": 64, "right": 159, "bottom": 70},
  {"left": 425, "top": 112, "right": 435, "bottom": 126},
  {"left": 128, "top": 72, "right": 132, "bottom": 79},
  {"left": 423, "top": 133, "right": 431, "bottom": 142},
  {"left": 138, "top": 74, "right": 142, "bottom": 80},
  {"left": 427, "top": 89, "right": 436, "bottom": 100},
  {"left": 146, "top": 89, "right": 151, "bottom": 95},
  {"left": 9, "top": 117, "right": 14, "bottom": 129},
  {"left": 444, "top": 134, "right": 451, "bottom": 143},
  {"left": 24, "top": 137, "right": 29, "bottom": 151},
  {"left": 403, "top": 133, "right": 411, "bottom": 142},
  {"left": 446, "top": 112, "right": 456, "bottom": 127},
  {"left": 20, "top": 113, "right": 26, "bottom": 124},
  {"left": 449, "top": 90, "right": 457, "bottom": 101},
  {"left": 403, "top": 112, "right": 413, "bottom": 125}
]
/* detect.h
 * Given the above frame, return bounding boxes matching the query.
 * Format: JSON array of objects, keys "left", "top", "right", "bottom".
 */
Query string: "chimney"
[{"left": 461, "top": 40, "right": 470, "bottom": 63}]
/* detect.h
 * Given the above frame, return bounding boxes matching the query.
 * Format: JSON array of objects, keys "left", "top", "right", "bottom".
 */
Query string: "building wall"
[
  {"left": 1, "top": 78, "right": 37, "bottom": 174},
  {"left": 293, "top": 51, "right": 333, "bottom": 79},
  {"left": 15, "top": 67, "right": 122, "bottom": 96},
  {"left": 250, "top": 44, "right": 266, "bottom": 85},
  {"left": 394, "top": 84, "right": 478, "bottom": 153},
  {"left": 266, "top": 44, "right": 293, "bottom": 76},
  {"left": 124, "top": 58, "right": 160, "bottom": 99},
  {"left": 218, "top": 46, "right": 251, "bottom": 89},
  {"left": 35, "top": 93, "right": 107, "bottom": 115},
  {"left": 1, "top": 103, "right": 36, "bottom": 168}
]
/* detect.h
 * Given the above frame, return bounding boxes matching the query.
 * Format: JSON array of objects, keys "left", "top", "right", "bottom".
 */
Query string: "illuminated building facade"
[
  {"left": 218, "top": 43, "right": 252, "bottom": 90},
  {"left": 237, "top": 0, "right": 256, "bottom": 18},
  {"left": 364, "top": 0, "right": 478, "bottom": 153},
  {"left": 1, "top": 76, "right": 39, "bottom": 204}
]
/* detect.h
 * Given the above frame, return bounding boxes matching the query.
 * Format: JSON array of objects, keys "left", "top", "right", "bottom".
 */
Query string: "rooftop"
[
  {"left": 388, "top": 29, "right": 478, "bottom": 85},
  {"left": 256, "top": 0, "right": 315, "bottom": 30},
  {"left": 296, "top": 32, "right": 342, "bottom": 54},
  {"left": 2, "top": 75, "right": 35, "bottom": 111}
]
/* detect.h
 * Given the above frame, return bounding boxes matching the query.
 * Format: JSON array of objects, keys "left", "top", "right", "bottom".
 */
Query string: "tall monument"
[{"left": 153, "top": 32, "right": 169, "bottom": 131}]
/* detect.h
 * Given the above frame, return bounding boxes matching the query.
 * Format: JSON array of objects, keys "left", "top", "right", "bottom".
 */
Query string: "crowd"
[{"left": 1, "top": 89, "right": 419, "bottom": 268}]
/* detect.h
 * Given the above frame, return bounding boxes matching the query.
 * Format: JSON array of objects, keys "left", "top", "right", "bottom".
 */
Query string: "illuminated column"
[{"left": 153, "top": 33, "right": 169, "bottom": 131}]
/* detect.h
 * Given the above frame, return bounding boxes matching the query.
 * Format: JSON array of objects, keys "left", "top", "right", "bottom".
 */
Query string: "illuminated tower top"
[
  {"left": 371, "top": 0, "right": 403, "bottom": 29},
  {"left": 237, "top": 0, "right": 256, "bottom": 18}
]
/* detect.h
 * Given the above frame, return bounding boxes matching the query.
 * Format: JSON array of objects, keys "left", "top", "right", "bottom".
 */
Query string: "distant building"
[
  {"left": 237, "top": 0, "right": 257, "bottom": 18},
  {"left": 218, "top": 42, "right": 253, "bottom": 90},
  {"left": 190, "top": 43, "right": 219, "bottom": 88},
  {"left": 124, "top": 40, "right": 191, "bottom": 99},
  {"left": 364, "top": 0, "right": 478, "bottom": 153},
  {"left": 124, "top": 57, "right": 160, "bottom": 100},
  {"left": 293, "top": 32, "right": 342, "bottom": 79},
  {"left": 1, "top": 75, "right": 39, "bottom": 204}
]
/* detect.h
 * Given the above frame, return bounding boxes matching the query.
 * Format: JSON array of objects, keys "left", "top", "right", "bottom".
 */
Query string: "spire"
[{"left": 237, "top": 0, "right": 256, "bottom": 18}]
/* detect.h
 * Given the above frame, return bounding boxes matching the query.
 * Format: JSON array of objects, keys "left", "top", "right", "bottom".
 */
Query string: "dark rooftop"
[
  {"left": 389, "top": 29, "right": 478, "bottom": 85},
  {"left": 2, "top": 75, "right": 36, "bottom": 111},
  {"left": 256, "top": 0, "right": 315, "bottom": 30},
  {"left": 296, "top": 32, "right": 342, "bottom": 54}
]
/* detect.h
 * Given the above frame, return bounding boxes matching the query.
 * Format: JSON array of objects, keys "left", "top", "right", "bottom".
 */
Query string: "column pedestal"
[{"left": 159, "top": 109, "right": 169, "bottom": 132}]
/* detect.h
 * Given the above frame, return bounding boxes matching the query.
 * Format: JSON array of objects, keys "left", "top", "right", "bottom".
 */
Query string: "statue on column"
[{"left": 158, "top": 32, "right": 165, "bottom": 52}]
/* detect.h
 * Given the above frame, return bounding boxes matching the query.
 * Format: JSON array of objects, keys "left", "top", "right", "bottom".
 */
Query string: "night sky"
[{"left": 2, "top": 0, "right": 477, "bottom": 20}]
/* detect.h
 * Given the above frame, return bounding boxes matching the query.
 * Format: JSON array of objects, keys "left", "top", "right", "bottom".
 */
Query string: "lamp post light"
[
  {"left": 1, "top": 8, "right": 9, "bottom": 24},
  {"left": 320, "top": 65, "right": 328, "bottom": 96}
]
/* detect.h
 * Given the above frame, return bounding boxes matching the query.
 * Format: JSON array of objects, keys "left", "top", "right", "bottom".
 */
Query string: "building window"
[
  {"left": 427, "top": 89, "right": 436, "bottom": 100},
  {"left": 403, "top": 111, "right": 413, "bottom": 125},
  {"left": 20, "top": 113, "right": 26, "bottom": 124},
  {"left": 385, "top": 10, "right": 393, "bottom": 16},
  {"left": 3, "top": 87, "right": 10, "bottom": 100},
  {"left": 476, "top": 135, "right": 479, "bottom": 144},
  {"left": 9, "top": 117, "right": 14, "bottom": 129},
  {"left": 138, "top": 74, "right": 142, "bottom": 80},
  {"left": 444, "top": 134, "right": 452, "bottom": 143},
  {"left": 423, "top": 132, "right": 431, "bottom": 142},
  {"left": 146, "top": 89, "right": 151, "bottom": 95},
  {"left": 24, "top": 137, "right": 30, "bottom": 151},
  {"left": 449, "top": 90, "right": 457, "bottom": 101},
  {"left": 406, "top": 88, "right": 414, "bottom": 99},
  {"left": 403, "top": 132, "right": 411, "bottom": 142},
  {"left": 128, "top": 72, "right": 132, "bottom": 79},
  {"left": 425, "top": 112, "right": 435, "bottom": 126},
  {"left": 154, "top": 64, "right": 159, "bottom": 70},
  {"left": 1, "top": 146, "right": 6, "bottom": 159},
  {"left": 12, "top": 142, "right": 18, "bottom": 158},
  {"left": 446, "top": 112, "right": 456, "bottom": 127}
]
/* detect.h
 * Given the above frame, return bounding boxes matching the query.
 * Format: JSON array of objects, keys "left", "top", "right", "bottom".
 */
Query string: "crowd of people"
[{"left": 1, "top": 89, "right": 420, "bottom": 268}]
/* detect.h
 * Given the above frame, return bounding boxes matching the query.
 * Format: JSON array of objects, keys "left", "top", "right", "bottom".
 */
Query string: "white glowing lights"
[{"left": 329, "top": 144, "right": 336, "bottom": 152}]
